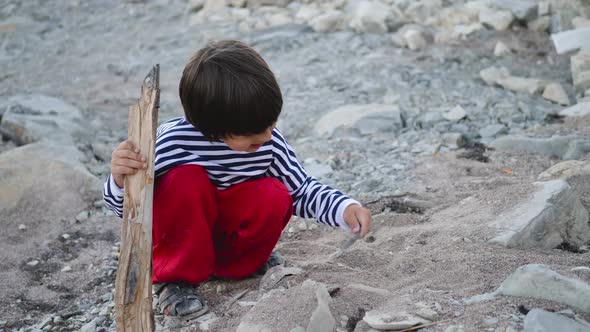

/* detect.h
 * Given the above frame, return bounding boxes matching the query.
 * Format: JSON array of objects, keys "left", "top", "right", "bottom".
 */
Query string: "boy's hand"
[
  {"left": 110, "top": 140, "right": 147, "bottom": 188},
  {"left": 343, "top": 204, "right": 372, "bottom": 238}
]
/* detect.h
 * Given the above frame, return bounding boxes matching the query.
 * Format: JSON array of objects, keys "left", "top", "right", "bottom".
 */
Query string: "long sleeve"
[
  {"left": 267, "top": 130, "right": 360, "bottom": 229},
  {"left": 103, "top": 173, "right": 124, "bottom": 217}
]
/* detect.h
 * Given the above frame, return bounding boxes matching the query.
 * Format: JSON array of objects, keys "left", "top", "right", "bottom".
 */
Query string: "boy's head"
[{"left": 179, "top": 40, "right": 282, "bottom": 150}]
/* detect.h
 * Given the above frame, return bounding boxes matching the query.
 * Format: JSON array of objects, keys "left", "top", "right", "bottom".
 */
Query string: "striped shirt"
[{"left": 103, "top": 117, "right": 359, "bottom": 229}]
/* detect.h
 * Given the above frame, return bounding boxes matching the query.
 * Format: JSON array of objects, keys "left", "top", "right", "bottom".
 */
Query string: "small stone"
[
  {"left": 53, "top": 316, "right": 62, "bottom": 324},
  {"left": 528, "top": 16, "right": 550, "bottom": 32},
  {"left": 542, "top": 83, "right": 570, "bottom": 105},
  {"left": 363, "top": 311, "right": 430, "bottom": 330},
  {"left": 39, "top": 316, "right": 53, "bottom": 329},
  {"left": 238, "top": 301, "right": 257, "bottom": 307},
  {"left": 62, "top": 233, "right": 71, "bottom": 240},
  {"left": 267, "top": 13, "right": 292, "bottom": 27},
  {"left": 442, "top": 133, "right": 467, "bottom": 148},
  {"left": 27, "top": 260, "right": 40, "bottom": 267},
  {"left": 18, "top": 224, "right": 27, "bottom": 230},
  {"left": 61, "top": 266, "right": 72, "bottom": 272},
  {"left": 404, "top": 29, "right": 428, "bottom": 50},
  {"left": 497, "top": 76, "right": 547, "bottom": 94},
  {"left": 483, "top": 317, "right": 498, "bottom": 326},
  {"left": 216, "top": 284, "right": 226, "bottom": 293},
  {"left": 479, "top": 124, "right": 508, "bottom": 138},
  {"left": 479, "top": 9, "right": 514, "bottom": 30},
  {"left": 494, "top": 41, "right": 511, "bottom": 56},
  {"left": 559, "top": 102, "right": 590, "bottom": 117},
  {"left": 99, "top": 306, "right": 110, "bottom": 316},
  {"left": 444, "top": 326, "right": 465, "bottom": 332},
  {"left": 308, "top": 223, "right": 318, "bottom": 230},
  {"left": 100, "top": 292, "right": 113, "bottom": 302},
  {"left": 480, "top": 66, "right": 511, "bottom": 85},
  {"left": 297, "top": 222, "right": 307, "bottom": 231},
  {"left": 572, "top": 16, "right": 590, "bottom": 29},
  {"left": 538, "top": 1, "right": 550, "bottom": 16},
  {"left": 76, "top": 210, "right": 89, "bottom": 222},
  {"left": 571, "top": 54, "right": 590, "bottom": 91},
  {"left": 309, "top": 10, "right": 346, "bottom": 32},
  {"left": 443, "top": 106, "right": 467, "bottom": 121},
  {"left": 349, "top": 0, "right": 391, "bottom": 33},
  {"left": 80, "top": 320, "right": 97, "bottom": 332}
]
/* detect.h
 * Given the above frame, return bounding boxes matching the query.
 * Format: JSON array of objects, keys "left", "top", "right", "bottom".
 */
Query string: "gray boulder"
[
  {"left": 490, "top": 135, "right": 590, "bottom": 160},
  {"left": 489, "top": 180, "right": 590, "bottom": 249},
  {"left": 314, "top": 104, "right": 403, "bottom": 136},
  {"left": 0, "top": 142, "right": 99, "bottom": 213},
  {"left": 0, "top": 95, "right": 84, "bottom": 146},
  {"left": 236, "top": 280, "right": 335, "bottom": 332},
  {"left": 524, "top": 308, "right": 590, "bottom": 332},
  {"left": 497, "top": 264, "right": 590, "bottom": 314}
]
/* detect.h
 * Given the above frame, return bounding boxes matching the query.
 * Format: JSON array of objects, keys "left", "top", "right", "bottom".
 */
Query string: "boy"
[{"left": 103, "top": 40, "right": 372, "bottom": 321}]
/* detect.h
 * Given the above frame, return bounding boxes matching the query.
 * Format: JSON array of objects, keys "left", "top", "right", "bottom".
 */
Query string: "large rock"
[
  {"left": 490, "top": 135, "right": 590, "bottom": 160},
  {"left": 560, "top": 102, "right": 590, "bottom": 117},
  {"left": 0, "top": 95, "right": 84, "bottom": 146},
  {"left": 236, "top": 280, "right": 335, "bottom": 332},
  {"left": 488, "top": 180, "right": 590, "bottom": 249},
  {"left": 571, "top": 53, "right": 590, "bottom": 92},
  {"left": 0, "top": 142, "right": 99, "bottom": 214},
  {"left": 349, "top": 0, "right": 392, "bottom": 33},
  {"left": 314, "top": 104, "right": 403, "bottom": 136},
  {"left": 523, "top": 309, "right": 590, "bottom": 332},
  {"left": 497, "top": 264, "right": 590, "bottom": 314},
  {"left": 538, "top": 160, "right": 590, "bottom": 181}
]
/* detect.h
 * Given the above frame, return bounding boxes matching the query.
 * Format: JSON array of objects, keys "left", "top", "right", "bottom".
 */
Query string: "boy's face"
[{"left": 223, "top": 125, "right": 274, "bottom": 153}]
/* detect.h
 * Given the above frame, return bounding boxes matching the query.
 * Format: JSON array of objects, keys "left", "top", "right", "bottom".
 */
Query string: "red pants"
[{"left": 152, "top": 165, "right": 293, "bottom": 284}]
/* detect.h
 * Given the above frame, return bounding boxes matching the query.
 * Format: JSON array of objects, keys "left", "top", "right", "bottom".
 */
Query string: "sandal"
[
  {"left": 256, "top": 251, "right": 285, "bottom": 275},
  {"left": 153, "top": 282, "right": 209, "bottom": 322}
]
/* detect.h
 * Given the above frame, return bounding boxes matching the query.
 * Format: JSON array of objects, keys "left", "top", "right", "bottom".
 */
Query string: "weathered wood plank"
[{"left": 115, "top": 65, "right": 159, "bottom": 332}]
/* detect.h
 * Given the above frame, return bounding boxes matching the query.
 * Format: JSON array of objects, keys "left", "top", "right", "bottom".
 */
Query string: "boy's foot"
[
  {"left": 256, "top": 251, "right": 285, "bottom": 275},
  {"left": 154, "top": 282, "right": 208, "bottom": 322}
]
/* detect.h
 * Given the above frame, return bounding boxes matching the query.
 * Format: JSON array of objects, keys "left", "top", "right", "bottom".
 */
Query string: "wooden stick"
[{"left": 115, "top": 65, "right": 160, "bottom": 331}]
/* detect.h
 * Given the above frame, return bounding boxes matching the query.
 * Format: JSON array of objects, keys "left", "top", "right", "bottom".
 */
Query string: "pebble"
[
  {"left": 297, "top": 222, "right": 307, "bottom": 231},
  {"left": 61, "top": 266, "right": 72, "bottom": 272},
  {"left": 27, "top": 260, "right": 40, "bottom": 267},
  {"left": 494, "top": 41, "right": 511, "bottom": 56},
  {"left": 76, "top": 210, "right": 90, "bottom": 222},
  {"left": 80, "top": 320, "right": 97, "bottom": 332},
  {"left": 216, "top": 284, "right": 226, "bottom": 293},
  {"left": 308, "top": 223, "right": 318, "bottom": 230},
  {"left": 18, "top": 224, "right": 27, "bottom": 230},
  {"left": 62, "top": 233, "right": 71, "bottom": 240}
]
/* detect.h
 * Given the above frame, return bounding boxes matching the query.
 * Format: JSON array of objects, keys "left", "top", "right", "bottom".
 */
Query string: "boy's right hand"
[{"left": 110, "top": 140, "right": 147, "bottom": 188}]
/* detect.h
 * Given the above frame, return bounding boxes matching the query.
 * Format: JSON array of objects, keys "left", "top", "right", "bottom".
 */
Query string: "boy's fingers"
[
  {"left": 357, "top": 210, "right": 372, "bottom": 238},
  {"left": 112, "top": 165, "right": 139, "bottom": 175},
  {"left": 120, "top": 140, "right": 139, "bottom": 152},
  {"left": 114, "top": 149, "right": 145, "bottom": 162},
  {"left": 115, "top": 158, "right": 146, "bottom": 169}
]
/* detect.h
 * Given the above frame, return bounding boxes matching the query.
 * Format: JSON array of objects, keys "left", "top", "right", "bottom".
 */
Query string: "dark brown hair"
[{"left": 179, "top": 40, "right": 282, "bottom": 141}]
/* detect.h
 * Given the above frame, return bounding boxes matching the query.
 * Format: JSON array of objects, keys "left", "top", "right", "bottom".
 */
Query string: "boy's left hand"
[{"left": 343, "top": 205, "right": 372, "bottom": 238}]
